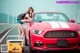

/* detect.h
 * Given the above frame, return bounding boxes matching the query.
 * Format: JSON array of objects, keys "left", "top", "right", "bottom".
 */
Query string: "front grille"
[
  {"left": 46, "top": 44, "right": 76, "bottom": 48},
  {"left": 44, "top": 31, "right": 78, "bottom": 38}
]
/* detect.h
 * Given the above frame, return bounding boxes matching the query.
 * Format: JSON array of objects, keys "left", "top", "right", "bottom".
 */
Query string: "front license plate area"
[{"left": 57, "top": 40, "right": 68, "bottom": 48}]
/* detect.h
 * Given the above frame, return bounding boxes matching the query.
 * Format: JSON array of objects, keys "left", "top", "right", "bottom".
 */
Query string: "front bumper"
[{"left": 30, "top": 34, "right": 80, "bottom": 51}]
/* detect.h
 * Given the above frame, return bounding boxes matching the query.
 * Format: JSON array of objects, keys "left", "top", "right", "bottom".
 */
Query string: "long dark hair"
[{"left": 27, "top": 7, "right": 34, "bottom": 18}]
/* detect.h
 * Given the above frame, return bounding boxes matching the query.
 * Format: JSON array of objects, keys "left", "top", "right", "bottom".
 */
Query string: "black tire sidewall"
[{"left": 28, "top": 31, "right": 33, "bottom": 53}]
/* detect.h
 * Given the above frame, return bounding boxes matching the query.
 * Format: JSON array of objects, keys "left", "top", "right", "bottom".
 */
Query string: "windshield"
[{"left": 33, "top": 13, "right": 70, "bottom": 22}]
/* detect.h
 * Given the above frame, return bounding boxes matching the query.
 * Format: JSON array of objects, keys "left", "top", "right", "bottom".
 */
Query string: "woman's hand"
[{"left": 22, "top": 19, "right": 32, "bottom": 23}]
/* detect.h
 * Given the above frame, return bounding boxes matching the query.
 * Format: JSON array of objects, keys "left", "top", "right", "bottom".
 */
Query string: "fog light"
[{"left": 34, "top": 41, "right": 43, "bottom": 47}]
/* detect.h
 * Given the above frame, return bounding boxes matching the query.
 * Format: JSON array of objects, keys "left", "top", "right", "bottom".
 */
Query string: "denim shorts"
[{"left": 17, "top": 20, "right": 23, "bottom": 24}]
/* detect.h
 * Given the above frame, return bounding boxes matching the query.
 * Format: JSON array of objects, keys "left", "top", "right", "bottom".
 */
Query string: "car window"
[{"left": 33, "top": 13, "right": 70, "bottom": 22}]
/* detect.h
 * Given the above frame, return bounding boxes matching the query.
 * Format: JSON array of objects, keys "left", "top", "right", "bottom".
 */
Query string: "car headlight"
[
  {"left": 32, "top": 30, "right": 43, "bottom": 35},
  {"left": 78, "top": 30, "right": 80, "bottom": 34}
]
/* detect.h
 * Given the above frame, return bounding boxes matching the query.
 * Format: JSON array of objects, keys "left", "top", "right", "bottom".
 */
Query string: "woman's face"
[{"left": 29, "top": 9, "right": 33, "bottom": 13}]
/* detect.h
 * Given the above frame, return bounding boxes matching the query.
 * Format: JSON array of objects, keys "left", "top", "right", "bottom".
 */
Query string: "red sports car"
[{"left": 25, "top": 12, "right": 80, "bottom": 52}]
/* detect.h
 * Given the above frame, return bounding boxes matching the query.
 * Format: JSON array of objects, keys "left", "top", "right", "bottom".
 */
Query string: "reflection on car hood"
[{"left": 31, "top": 21, "right": 79, "bottom": 31}]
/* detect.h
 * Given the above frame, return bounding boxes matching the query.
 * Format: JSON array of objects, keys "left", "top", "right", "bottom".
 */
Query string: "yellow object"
[{"left": 7, "top": 40, "right": 24, "bottom": 53}]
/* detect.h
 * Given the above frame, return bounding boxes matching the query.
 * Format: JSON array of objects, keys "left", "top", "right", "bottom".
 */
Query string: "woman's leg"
[
  {"left": 17, "top": 23, "right": 24, "bottom": 39},
  {"left": 17, "top": 19, "right": 27, "bottom": 39},
  {"left": 18, "top": 23, "right": 22, "bottom": 35}
]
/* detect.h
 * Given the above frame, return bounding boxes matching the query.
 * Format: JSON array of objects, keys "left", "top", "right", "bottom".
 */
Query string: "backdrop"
[{"left": 0, "top": 0, "right": 80, "bottom": 24}]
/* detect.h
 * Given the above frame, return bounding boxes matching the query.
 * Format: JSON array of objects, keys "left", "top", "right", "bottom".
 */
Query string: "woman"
[{"left": 17, "top": 7, "right": 34, "bottom": 39}]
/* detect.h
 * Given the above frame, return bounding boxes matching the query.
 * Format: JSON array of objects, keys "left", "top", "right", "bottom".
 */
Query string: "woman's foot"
[
  {"left": 21, "top": 36, "right": 23, "bottom": 39},
  {"left": 18, "top": 35, "right": 21, "bottom": 39},
  {"left": 18, "top": 35, "right": 24, "bottom": 40}
]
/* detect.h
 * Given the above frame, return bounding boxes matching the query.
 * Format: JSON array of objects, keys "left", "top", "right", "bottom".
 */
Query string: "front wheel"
[
  {"left": 27, "top": 42, "right": 34, "bottom": 53},
  {"left": 28, "top": 32, "right": 36, "bottom": 53}
]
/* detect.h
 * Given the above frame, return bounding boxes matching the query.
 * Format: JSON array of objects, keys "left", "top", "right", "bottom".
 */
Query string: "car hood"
[{"left": 31, "top": 21, "right": 80, "bottom": 31}]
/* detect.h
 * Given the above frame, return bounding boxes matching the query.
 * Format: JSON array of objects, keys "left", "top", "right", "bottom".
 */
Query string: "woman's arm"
[
  {"left": 24, "top": 14, "right": 32, "bottom": 23},
  {"left": 24, "top": 14, "right": 29, "bottom": 19}
]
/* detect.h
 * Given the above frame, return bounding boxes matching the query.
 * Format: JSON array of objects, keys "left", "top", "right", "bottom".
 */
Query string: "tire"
[
  {"left": 28, "top": 42, "right": 37, "bottom": 53},
  {"left": 28, "top": 31, "right": 36, "bottom": 53},
  {"left": 27, "top": 42, "right": 33, "bottom": 53},
  {"left": 25, "top": 35, "right": 28, "bottom": 46},
  {"left": 28, "top": 31, "right": 33, "bottom": 53},
  {"left": 22, "top": 49, "right": 24, "bottom": 53}
]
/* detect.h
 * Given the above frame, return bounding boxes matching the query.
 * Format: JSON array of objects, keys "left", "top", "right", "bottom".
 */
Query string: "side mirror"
[{"left": 70, "top": 19, "right": 75, "bottom": 23}]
